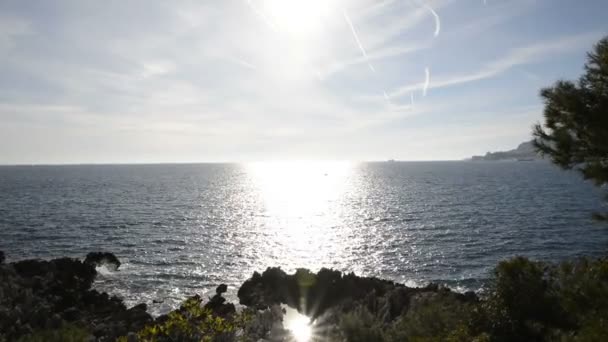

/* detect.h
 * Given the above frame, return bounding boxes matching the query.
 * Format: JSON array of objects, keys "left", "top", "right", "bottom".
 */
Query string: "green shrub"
[
  {"left": 338, "top": 307, "right": 386, "bottom": 342},
  {"left": 473, "top": 257, "right": 608, "bottom": 341},
  {"left": 385, "top": 293, "right": 479, "bottom": 342},
  {"left": 117, "top": 296, "right": 250, "bottom": 342},
  {"left": 15, "top": 324, "right": 91, "bottom": 342}
]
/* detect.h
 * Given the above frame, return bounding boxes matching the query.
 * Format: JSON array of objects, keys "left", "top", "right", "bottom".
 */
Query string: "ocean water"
[{"left": 1, "top": 161, "right": 606, "bottom": 315}]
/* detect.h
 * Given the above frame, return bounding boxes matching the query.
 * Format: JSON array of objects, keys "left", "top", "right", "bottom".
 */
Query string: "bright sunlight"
[
  {"left": 246, "top": 161, "right": 353, "bottom": 271},
  {"left": 260, "top": 0, "right": 334, "bottom": 35},
  {"left": 283, "top": 305, "right": 314, "bottom": 342}
]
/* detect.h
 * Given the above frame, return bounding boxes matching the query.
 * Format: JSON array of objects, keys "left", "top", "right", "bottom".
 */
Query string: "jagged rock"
[
  {"left": 237, "top": 267, "right": 477, "bottom": 324},
  {"left": 63, "top": 307, "right": 80, "bottom": 321},
  {"left": 84, "top": 252, "right": 121, "bottom": 270},
  {"left": 204, "top": 286, "right": 236, "bottom": 317},
  {"left": 238, "top": 267, "right": 400, "bottom": 317},
  {"left": 1, "top": 255, "right": 481, "bottom": 342},
  {"left": 126, "top": 331, "right": 138, "bottom": 342},
  {"left": 0, "top": 253, "right": 146, "bottom": 342},
  {"left": 216, "top": 283, "right": 228, "bottom": 294}
]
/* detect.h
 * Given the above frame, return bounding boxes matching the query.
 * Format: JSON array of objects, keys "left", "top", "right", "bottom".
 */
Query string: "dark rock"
[
  {"left": 0, "top": 251, "right": 5, "bottom": 263},
  {"left": 204, "top": 287, "right": 236, "bottom": 317},
  {"left": 464, "top": 290, "right": 479, "bottom": 302},
  {"left": 127, "top": 332, "right": 138, "bottom": 342},
  {"left": 130, "top": 303, "right": 147, "bottom": 312},
  {"left": 216, "top": 283, "right": 228, "bottom": 294},
  {"left": 0, "top": 254, "right": 139, "bottom": 342},
  {"left": 123, "top": 303, "right": 153, "bottom": 329},
  {"left": 12, "top": 257, "right": 97, "bottom": 291},
  {"left": 238, "top": 267, "right": 399, "bottom": 317},
  {"left": 84, "top": 252, "right": 121, "bottom": 270},
  {"left": 63, "top": 307, "right": 80, "bottom": 321},
  {"left": 48, "top": 313, "right": 62, "bottom": 329}
]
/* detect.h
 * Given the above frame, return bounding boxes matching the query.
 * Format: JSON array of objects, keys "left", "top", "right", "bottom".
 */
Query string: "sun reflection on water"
[{"left": 246, "top": 161, "right": 354, "bottom": 269}]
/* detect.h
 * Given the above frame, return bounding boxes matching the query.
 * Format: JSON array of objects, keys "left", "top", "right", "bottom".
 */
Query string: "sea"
[{"left": 1, "top": 161, "right": 607, "bottom": 315}]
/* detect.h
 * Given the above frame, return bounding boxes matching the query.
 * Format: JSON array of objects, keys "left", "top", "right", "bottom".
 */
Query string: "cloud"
[
  {"left": 343, "top": 10, "right": 375, "bottom": 73},
  {"left": 0, "top": 15, "right": 31, "bottom": 53},
  {"left": 423, "top": 4, "right": 441, "bottom": 37},
  {"left": 320, "top": 42, "right": 428, "bottom": 79},
  {"left": 423, "top": 67, "right": 430, "bottom": 96},
  {"left": 356, "top": 0, "right": 452, "bottom": 49},
  {"left": 387, "top": 31, "right": 604, "bottom": 99},
  {"left": 0, "top": 0, "right": 604, "bottom": 163}
]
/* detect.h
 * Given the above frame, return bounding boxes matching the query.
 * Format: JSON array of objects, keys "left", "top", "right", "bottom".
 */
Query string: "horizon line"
[{"left": 0, "top": 159, "right": 472, "bottom": 167}]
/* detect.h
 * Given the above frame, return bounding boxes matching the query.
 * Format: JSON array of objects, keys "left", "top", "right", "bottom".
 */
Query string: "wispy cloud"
[
  {"left": 320, "top": 42, "right": 428, "bottom": 79},
  {"left": 388, "top": 31, "right": 604, "bottom": 99},
  {"left": 423, "top": 4, "right": 441, "bottom": 37},
  {"left": 224, "top": 55, "right": 257, "bottom": 70},
  {"left": 343, "top": 10, "right": 375, "bottom": 72},
  {"left": 244, "top": 0, "right": 277, "bottom": 31},
  {"left": 0, "top": 0, "right": 604, "bottom": 163},
  {"left": 423, "top": 67, "right": 430, "bottom": 96},
  {"left": 0, "top": 15, "right": 31, "bottom": 53}
]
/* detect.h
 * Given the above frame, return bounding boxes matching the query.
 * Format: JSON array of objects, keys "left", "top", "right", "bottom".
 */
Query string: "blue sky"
[{"left": 0, "top": 0, "right": 606, "bottom": 164}]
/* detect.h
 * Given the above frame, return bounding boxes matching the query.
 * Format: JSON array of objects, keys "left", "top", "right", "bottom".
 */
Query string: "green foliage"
[
  {"left": 533, "top": 36, "right": 608, "bottom": 219},
  {"left": 477, "top": 257, "right": 560, "bottom": 340},
  {"left": 385, "top": 293, "right": 483, "bottom": 342},
  {"left": 15, "top": 324, "right": 91, "bottom": 342},
  {"left": 334, "top": 257, "right": 608, "bottom": 342},
  {"left": 476, "top": 257, "right": 608, "bottom": 341},
  {"left": 338, "top": 307, "right": 386, "bottom": 342},
  {"left": 118, "top": 296, "right": 251, "bottom": 342}
]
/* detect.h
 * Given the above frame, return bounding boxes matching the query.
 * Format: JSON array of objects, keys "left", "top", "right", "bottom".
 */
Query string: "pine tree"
[{"left": 533, "top": 36, "right": 608, "bottom": 219}]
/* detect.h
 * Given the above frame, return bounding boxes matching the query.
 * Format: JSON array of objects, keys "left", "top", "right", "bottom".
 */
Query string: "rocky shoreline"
[
  {"left": 0, "top": 251, "right": 476, "bottom": 341},
  {"left": 2, "top": 251, "right": 607, "bottom": 341}
]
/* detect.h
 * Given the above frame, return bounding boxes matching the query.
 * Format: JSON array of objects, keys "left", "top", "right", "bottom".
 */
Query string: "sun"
[
  {"left": 283, "top": 305, "right": 314, "bottom": 342},
  {"left": 286, "top": 314, "right": 312, "bottom": 341},
  {"left": 260, "top": 0, "right": 333, "bottom": 36}
]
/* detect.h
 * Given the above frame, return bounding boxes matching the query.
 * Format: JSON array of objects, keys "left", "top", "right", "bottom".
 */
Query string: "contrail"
[
  {"left": 343, "top": 10, "right": 375, "bottom": 72},
  {"left": 245, "top": 0, "right": 277, "bottom": 31},
  {"left": 423, "top": 67, "right": 430, "bottom": 96},
  {"left": 423, "top": 4, "right": 441, "bottom": 37},
  {"left": 410, "top": 93, "right": 415, "bottom": 106}
]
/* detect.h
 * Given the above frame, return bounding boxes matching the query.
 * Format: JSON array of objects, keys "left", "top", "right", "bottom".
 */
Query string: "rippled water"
[{"left": 1, "top": 161, "right": 607, "bottom": 315}]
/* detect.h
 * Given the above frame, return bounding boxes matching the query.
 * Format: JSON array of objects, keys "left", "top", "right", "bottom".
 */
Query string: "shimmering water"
[{"left": 1, "top": 161, "right": 606, "bottom": 315}]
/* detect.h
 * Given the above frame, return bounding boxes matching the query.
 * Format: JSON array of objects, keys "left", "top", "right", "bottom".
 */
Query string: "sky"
[{"left": 0, "top": 0, "right": 607, "bottom": 164}]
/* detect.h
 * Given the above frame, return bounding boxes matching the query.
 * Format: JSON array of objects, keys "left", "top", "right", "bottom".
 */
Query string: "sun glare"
[
  {"left": 261, "top": 0, "right": 333, "bottom": 36},
  {"left": 283, "top": 305, "right": 314, "bottom": 342},
  {"left": 247, "top": 160, "right": 352, "bottom": 219},
  {"left": 246, "top": 161, "right": 353, "bottom": 269}
]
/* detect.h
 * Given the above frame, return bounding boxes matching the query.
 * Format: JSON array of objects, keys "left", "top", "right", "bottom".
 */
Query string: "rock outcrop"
[
  {"left": 204, "top": 284, "right": 236, "bottom": 317},
  {"left": 238, "top": 267, "right": 477, "bottom": 319},
  {"left": 0, "top": 252, "right": 150, "bottom": 341},
  {"left": 1, "top": 254, "right": 479, "bottom": 341},
  {"left": 471, "top": 140, "right": 542, "bottom": 161},
  {"left": 84, "top": 251, "right": 122, "bottom": 270}
]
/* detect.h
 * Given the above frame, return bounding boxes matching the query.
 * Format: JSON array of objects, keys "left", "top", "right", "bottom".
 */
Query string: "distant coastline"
[{"left": 469, "top": 140, "right": 543, "bottom": 161}]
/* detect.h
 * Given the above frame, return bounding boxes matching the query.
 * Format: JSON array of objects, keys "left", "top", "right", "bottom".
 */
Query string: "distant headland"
[{"left": 470, "top": 140, "right": 542, "bottom": 161}]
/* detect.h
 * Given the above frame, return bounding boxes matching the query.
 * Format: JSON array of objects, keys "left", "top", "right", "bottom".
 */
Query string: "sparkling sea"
[{"left": 1, "top": 161, "right": 606, "bottom": 315}]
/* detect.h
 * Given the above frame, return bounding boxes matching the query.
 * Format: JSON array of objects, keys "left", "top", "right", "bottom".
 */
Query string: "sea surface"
[{"left": 1, "top": 161, "right": 607, "bottom": 315}]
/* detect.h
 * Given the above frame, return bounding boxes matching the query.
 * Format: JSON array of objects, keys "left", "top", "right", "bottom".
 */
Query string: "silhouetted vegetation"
[
  {"left": 317, "top": 257, "right": 608, "bottom": 342},
  {"left": 2, "top": 251, "right": 608, "bottom": 341},
  {"left": 533, "top": 36, "right": 608, "bottom": 219}
]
